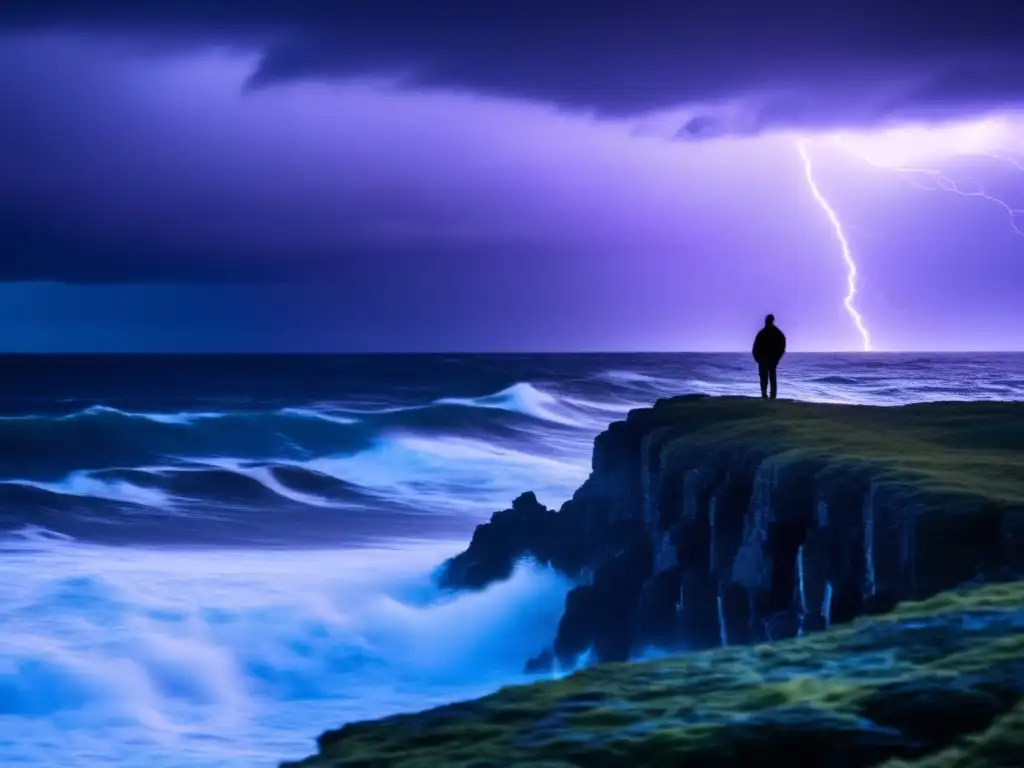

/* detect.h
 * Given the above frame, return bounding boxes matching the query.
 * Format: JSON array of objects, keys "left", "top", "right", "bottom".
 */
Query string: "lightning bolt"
[
  {"left": 797, "top": 140, "right": 872, "bottom": 352},
  {"left": 982, "top": 151, "right": 1024, "bottom": 173},
  {"left": 835, "top": 140, "right": 1024, "bottom": 237},
  {"left": 796, "top": 132, "right": 1024, "bottom": 352}
]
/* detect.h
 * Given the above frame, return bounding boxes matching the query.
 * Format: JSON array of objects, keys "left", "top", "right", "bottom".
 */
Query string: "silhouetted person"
[{"left": 752, "top": 314, "right": 786, "bottom": 400}]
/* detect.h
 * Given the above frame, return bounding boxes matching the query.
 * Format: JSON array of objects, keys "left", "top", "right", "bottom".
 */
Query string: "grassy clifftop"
[
  {"left": 282, "top": 581, "right": 1024, "bottom": 767},
  {"left": 640, "top": 396, "right": 1024, "bottom": 506}
]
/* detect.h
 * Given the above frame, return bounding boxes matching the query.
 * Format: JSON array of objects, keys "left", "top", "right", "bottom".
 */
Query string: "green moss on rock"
[
  {"left": 282, "top": 581, "right": 1024, "bottom": 767},
  {"left": 645, "top": 396, "right": 1024, "bottom": 506}
]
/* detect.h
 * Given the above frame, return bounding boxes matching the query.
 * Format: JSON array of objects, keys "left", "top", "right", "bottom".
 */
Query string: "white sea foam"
[
  {"left": 2, "top": 471, "right": 173, "bottom": 508},
  {"left": 67, "top": 405, "right": 227, "bottom": 425},
  {"left": 177, "top": 458, "right": 355, "bottom": 509},
  {"left": 435, "top": 382, "right": 584, "bottom": 426},
  {"left": 0, "top": 541, "right": 571, "bottom": 767},
  {"left": 275, "top": 407, "right": 360, "bottom": 425},
  {"left": 0, "top": 404, "right": 359, "bottom": 427},
  {"left": 596, "top": 369, "right": 660, "bottom": 385},
  {"left": 0, "top": 430, "right": 588, "bottom": 515},
  {"left": 298, "top": 433, "right": 588, "bottom": 513}
]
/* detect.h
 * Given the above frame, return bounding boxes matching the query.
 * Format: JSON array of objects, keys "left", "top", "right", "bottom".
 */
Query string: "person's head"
[{"left": 765, "top": 314, "right": 775, "bottom": 327}]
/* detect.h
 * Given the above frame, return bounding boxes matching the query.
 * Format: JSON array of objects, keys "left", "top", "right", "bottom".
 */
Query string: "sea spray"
[{"left": 0, "top": 541, "right": 571, "bottom": 768}]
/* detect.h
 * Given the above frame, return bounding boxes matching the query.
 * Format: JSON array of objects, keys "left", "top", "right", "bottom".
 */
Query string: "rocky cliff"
[{"left": 438, "top": 395, "right": 1024, "bottom": 669}]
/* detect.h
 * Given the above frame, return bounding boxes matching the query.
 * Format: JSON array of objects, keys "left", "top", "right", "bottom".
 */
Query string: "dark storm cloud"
[
  {"left": 674, "top": 90, "right": 899, "bottom": 141},
  {"left": 0, "top": 33, "right": 587, "bottom": 285},
  {"left": 4, "top": 1, "right": 1024, "bottom": 131},
  {"left": 2, "top": 0, "right": 1024, "bottom": 356}
]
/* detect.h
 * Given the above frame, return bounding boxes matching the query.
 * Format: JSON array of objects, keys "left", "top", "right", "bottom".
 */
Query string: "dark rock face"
[
  {"left": 437, "top": 397, "right": 1024, "bottom": 670},
  {"left": 437, "top": 491, "right": 585, "bottom": 589},
  {"left": 553, "top": 536, "right": 654, "bottom": 663}
]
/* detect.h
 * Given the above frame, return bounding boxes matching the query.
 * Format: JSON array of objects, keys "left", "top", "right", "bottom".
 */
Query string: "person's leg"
[
  {"left": 769, "top": 366, "right": 778, "bottom": 400},
  {"left": 759, "top": 365, "right": 769, "bottom": 399}
]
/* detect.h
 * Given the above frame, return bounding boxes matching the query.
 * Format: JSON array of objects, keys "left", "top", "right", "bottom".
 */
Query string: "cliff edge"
[{"left": 441, "top": 395, "right": 1024, "bottom": 668}]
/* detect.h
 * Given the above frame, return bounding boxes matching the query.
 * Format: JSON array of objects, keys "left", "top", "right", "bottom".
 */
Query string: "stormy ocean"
[{"left": 2, "top": 353, "right": 1022, "bottom": 768}]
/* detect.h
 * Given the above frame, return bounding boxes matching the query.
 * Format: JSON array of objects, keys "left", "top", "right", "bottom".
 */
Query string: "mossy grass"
[
  {"left": 642, "top": 396, "right": 1024, "bottom": 506},
  {"left": 282, "top": 580, "right": 1024, "bottom": 767}
]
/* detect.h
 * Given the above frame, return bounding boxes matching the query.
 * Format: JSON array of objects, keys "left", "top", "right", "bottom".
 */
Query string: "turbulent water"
[{"left": 2, "top": 353, "right": 1022, "bottom": 767}]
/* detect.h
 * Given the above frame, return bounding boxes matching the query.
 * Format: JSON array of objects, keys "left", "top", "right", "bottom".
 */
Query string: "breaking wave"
[
  {"left": 0, "top": 383, "right": 605, "bottom": 469},
  {"left": 0, "top": 540, "right": 572, "bottom": 767},
  {"left": 0, "top": 382, "right": 614, "bottom": 539}
]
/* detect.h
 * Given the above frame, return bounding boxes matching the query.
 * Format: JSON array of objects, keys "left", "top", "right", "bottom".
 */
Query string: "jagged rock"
[
  {"left": 438, "top": 397, "right": 1024, "bottom": 669},
  {"left": 437, "top": 491, "right": 584, "bottom": 589}
]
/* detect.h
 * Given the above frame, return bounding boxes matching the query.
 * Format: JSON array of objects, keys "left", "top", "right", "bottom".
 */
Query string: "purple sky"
[{"left": 0, "top": 3, "right": 1022, "bottom": 352}]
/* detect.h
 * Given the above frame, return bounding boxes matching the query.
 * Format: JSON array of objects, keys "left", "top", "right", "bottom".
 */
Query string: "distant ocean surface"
[{"left": 2, "top": 353, "right": 1022, "bottom": 767}]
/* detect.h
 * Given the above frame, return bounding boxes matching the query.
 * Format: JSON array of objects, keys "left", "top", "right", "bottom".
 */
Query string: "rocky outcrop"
[
  {"left": 438, "top": 491, "right": 585, "bottom": 589},
  {"left": 437, "top": 395, "right": 1024, "bottom": 669}
]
